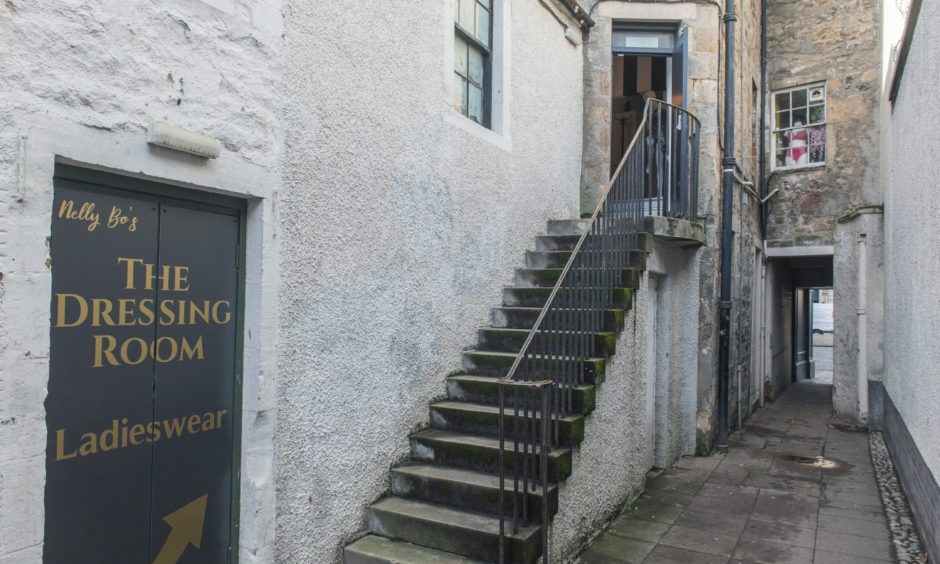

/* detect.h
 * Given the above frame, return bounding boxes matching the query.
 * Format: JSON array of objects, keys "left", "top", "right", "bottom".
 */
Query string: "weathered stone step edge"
[
  {"left": 344, "top": 534, "right": 487, "bottom": 564},
  {"left": 477, "top": 326, "right": 617, "bottom": 357},
  {"left": 446, "top": 374, "right": 597, "bottom": 415},
  {"left": 524, "top": 249, "right": 646, "bottom": 269},
  {"left": 368, "top": 497, "right": 542, "bottom": 563},
  {"left": 390, "top": 463, "right": 559, "bottom": 520},
  {"left": 513, "top": 267, "right": 642, "bottom": 289},
  {"left": 411, "top": 429, "right": 573, "bottom": 482},
  {"left": 461, "top": 349, "right": 605, "bottom": 385},
  {"left": 534, "top": 232, "right": 652, "bottom": 252},
  {"left": 502, "top": 286, "right": 634, "bottom": 310},
  {"left": 430, "top": 399, "right": 585, "bottom": 446},
  {"left": 490, "top": 306, "right": 625, "bottom": 334}
]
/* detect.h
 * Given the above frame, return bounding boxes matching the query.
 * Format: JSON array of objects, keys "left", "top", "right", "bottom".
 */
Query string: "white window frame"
[
  {"left": 444, "top": 0, "right": 511, "bottom": 147},
  {"left": 771, "top": 82, "right": 827, "bottom": 171}
]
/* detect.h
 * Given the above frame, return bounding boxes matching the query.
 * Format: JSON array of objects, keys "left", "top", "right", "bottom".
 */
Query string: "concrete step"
[
  {"left": 446, "top": 374, "right": 596, "bottom": 415},
  {"left": 513, "top": 267, "right": 641, "bottom": 289},
  {"left": 411, "top": 429, "right": 573, "bottom": 482},
  {"left": 390, "top": 463, "right": 559, "bottom": 520},
  {"left": 490, "top": 306, "right": 625, "bottom": 334},
  {"left": 545, "top": 218, "right": 590, "bottom": 236},
  {"left": 501, "top": 286, "right": 634, "bottom": 310},
  {"left": 367, "top": 497, "right": 542, "bottom": 563},
  {"left": 534, "top": 232, "right": 652, "bottom": 252},
  {"left": 524, "top": 249, "right": 646, "bottom": 269},
  {"left": 461, "top": 349, "right": 605, "bottom": 385},
  {"left": 344, "top": 534, "right": 486, "bottom": 564},
  {"left": 477, "top": 327, "right": 616, "bottom": 357},
  {"left": 430, "top": 400, "right": 585, "bottom": 446}
]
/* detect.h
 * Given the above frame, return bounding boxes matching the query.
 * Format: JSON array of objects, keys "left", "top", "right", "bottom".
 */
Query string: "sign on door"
[{"left": 45, "top": 168, "right": 241, "bottom": 563}]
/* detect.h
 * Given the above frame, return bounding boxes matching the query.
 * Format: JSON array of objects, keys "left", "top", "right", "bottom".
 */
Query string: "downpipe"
[
  {"left": 716, "top": 0, "right": 737, "bottom": 453},
  {"left": 857, "top": 234, "right": 869, "bottom": 425}
]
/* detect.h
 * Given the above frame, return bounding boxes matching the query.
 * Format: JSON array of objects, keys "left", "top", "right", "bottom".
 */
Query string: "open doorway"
[
  {"left": 811, "top": 288, "right": 834, "bottom": 384},
  {"left": 612, "top": 54, "right": 669, "bottom": 175},
  {"left": 793, "top": 286, "right": 834, "bottom": 384},
  {"left": 610, "top": 24, "right": 688, "bottom": 175}
]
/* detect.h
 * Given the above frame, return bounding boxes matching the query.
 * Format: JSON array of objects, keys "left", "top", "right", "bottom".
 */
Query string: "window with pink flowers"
[{"left": 772, "top": 83, "right": 826, "bottom": 169}]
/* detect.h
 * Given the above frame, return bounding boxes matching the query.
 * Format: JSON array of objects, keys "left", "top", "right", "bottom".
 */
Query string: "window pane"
[
  {"left": 791, "top": 106, "right": 807, "bottom": 127},
  {"left": 809, "top": 126, "right": 826, "bottom": 163},
  {"left": 457, "top": 0, "right": 474, "bottom": 30},
  {"left": 776, "top": 147, "right": 787, "bottom": 168},
  {"left": 791, "top": 88, "right": 807, "bottom": 108},
  {"left": 809, "top": 86, "right": 825, "bottom": 103},
  {"left": 476, "top": 5, "right": 490, "bottom": 47},
  {"left": 809, "top": 104, "right": 825, "bottom": 124},
  {"left": 775, "top": 111, "right": 790, "bottom": 129},
  {"left": 455, "top": 75, "right": 469, "bottom": 115},
  {"left": 468, "top": 46, "right": 484, "bottom": 85},
  {"left": 775, "top": 92, "right": 790, "bottom": 111},
  {"left": 455, "top": 35, "right": 468, "bottom": 77},
  {"left": 469, "top": 84, "right": 483, "bottom": 123},
  {"left": 477, "top": 0, "right": 491, "bottom": 8}
]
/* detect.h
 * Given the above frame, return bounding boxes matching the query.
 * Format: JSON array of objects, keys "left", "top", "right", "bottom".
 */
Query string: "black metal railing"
[{"left": 496, "top": 99, "right": 699, "bottom": 563}]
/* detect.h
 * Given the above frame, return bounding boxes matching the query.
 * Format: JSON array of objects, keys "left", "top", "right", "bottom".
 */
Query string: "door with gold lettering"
[
  {"left": 149, "top": 204, "right": 238, "bottom": 564},
  {"left": 46, "top": 165, "right": 242, "bottom": 564}
]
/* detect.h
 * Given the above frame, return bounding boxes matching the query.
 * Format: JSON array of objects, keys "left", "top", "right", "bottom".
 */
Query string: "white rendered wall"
[
  {"left": 883, "top": 10, "right": 940, "bottom": 484},
  {"left": 276, "top": 1, "right": 583, "bottom": 561},
  {"left": 0, "top": 1, "right": 282, "bottom": 561}
]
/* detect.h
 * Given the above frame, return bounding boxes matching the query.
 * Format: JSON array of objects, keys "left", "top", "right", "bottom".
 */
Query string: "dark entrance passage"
[{"left": 45, "top": 165, "right": 244, "bottom": 563}]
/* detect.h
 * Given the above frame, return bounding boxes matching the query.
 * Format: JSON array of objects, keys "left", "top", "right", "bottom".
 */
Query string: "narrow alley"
[{"left": 577, "top": 372, "right": 912, "bottom": 564}]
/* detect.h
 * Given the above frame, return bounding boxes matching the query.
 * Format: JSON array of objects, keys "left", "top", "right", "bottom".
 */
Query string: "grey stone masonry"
[{"left": 576, "top": 377, "right": 915, "bottom": 563}]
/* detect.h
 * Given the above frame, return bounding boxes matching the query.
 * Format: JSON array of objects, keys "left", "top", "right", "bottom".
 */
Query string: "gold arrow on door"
[{"left": 153, "top": 494, "right": 208, "bottom": 564}]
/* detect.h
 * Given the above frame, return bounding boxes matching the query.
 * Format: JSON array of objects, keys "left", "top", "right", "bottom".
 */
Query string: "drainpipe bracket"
[{"left": 719, "top": 300, "right": 733, "bottom": 310}]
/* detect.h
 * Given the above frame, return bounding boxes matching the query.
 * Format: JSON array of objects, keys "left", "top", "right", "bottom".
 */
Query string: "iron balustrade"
[{"left": 496, "top": 99, "right": 700, "bottom": 563}]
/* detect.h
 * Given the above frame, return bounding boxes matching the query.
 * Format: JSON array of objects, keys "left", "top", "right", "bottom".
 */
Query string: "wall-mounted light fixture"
[{"left": 147, "top": 122, "right": 221, "bottom": 159}]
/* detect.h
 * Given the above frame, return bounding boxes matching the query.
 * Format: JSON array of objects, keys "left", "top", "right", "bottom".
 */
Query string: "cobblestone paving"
[{"left": 576, "top": 376, "right": 911, "bottom": 564}]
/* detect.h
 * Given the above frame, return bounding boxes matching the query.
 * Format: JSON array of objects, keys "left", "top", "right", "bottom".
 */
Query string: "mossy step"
[
  {"left": 490, "top": 306, "right": 625, "bottom": 334},
  {"left": 344, "top": 534, "right": 486, "bottom": 564},
  {"left": 446, "top": 374, "right": 596, "bottom": 415},
  {"left": 534, "top": 232, "right": 652, "bottom": 252},
  {"left": 462, "top": 350, "right": 605, "bottom": 385},
  {"left": 390, "top": 463, "right": 559, "bottom": 521},
  {"left": 477, "top": 327, "right": 617, "bottom": 357},
  {"left": 524, "top": 249, "right": 646, "bottom": 269},
  {"left": 411, "top": 429, "right": 573, "bottom": 483},
  {"left": 513, "top": 268, "right": 641, "bottom": 289},
  {"left": 545, "top": 218, "right": 590, "bottom": 236},
  {"left": 430, "top": 400, "right": 585, "bottom": 446},
  {"left": 367, "top": 497, "right": 542, "bottom": 563},
  {"left": 502, "top": 287, "right": 634, "bottom": 310}
]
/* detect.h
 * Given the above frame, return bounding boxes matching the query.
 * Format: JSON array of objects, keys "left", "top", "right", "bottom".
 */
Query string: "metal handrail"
[{"left": 496, "top": 99, "right": 700, "bottom": 563}]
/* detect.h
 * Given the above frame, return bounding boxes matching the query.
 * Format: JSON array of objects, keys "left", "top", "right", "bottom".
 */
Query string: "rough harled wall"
[
  {"left": 0, "top": 1, "right": 282, "bottom": 561},
  {"left": 277, "top": 1, "right": 583, "bottom": 561},
  {"left": 765, "top": 0, "right": 881, "bottom": 248},
  {"left": 832, "top": 212, "right": 883, "bottom": 423},
  {"left": 883, "top": 3, "right": 940, "bottom": 496},
  {"left": 550, "top": 238, "right": 700, "bottom": 560}
]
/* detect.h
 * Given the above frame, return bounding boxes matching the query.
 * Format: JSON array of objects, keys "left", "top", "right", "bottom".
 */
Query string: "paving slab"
[
  {"left": 575, "top": 378, "right": 902, "bottom": 564},
  {"left": 731, "top": 538, "right": 814, "bottom": 564}
]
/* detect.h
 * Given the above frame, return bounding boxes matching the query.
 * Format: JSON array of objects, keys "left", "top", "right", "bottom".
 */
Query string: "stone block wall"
[{"left": 765, "top": 0, "right": 882, "bottom": 248}]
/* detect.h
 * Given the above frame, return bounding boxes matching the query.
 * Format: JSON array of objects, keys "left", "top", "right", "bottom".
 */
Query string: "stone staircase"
[{"left": 343, "top": 218, "right": 649, "bottom": 563}]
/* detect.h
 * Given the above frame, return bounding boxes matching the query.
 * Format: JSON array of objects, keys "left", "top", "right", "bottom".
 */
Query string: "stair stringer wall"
[
  {"left": 548, "top": 268, "right": 652, "bottom": 562},
  {"left": 547, "top": 238, "right": 702, "bottom": 562}
]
